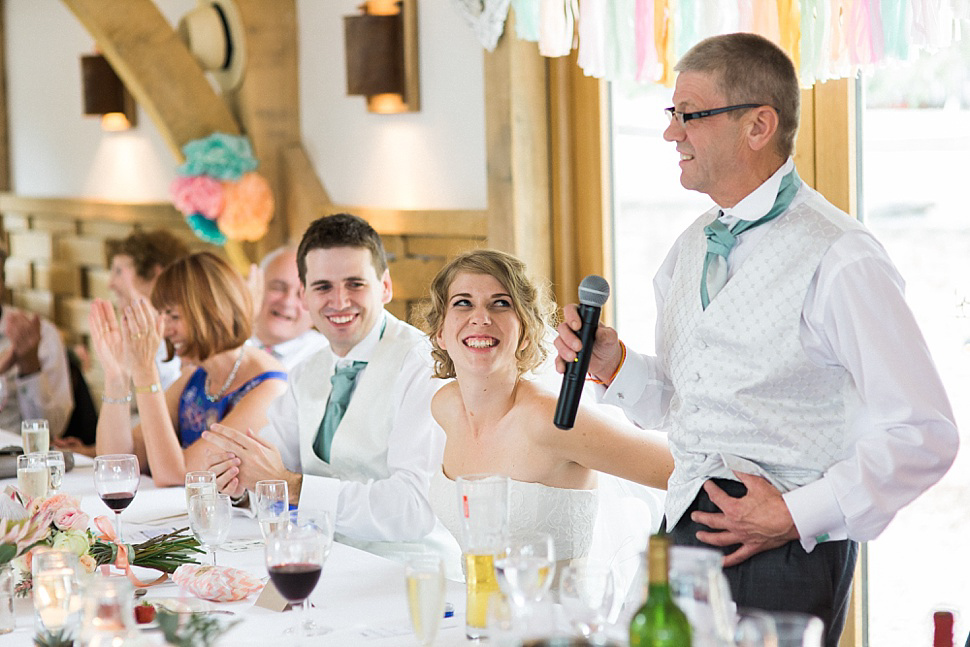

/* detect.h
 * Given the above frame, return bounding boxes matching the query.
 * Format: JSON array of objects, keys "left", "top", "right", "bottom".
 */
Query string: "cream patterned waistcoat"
[
  {"left": 291, "top": 313, "right": 458, "bottom": 566},
  {"left": 661, "top": 188, "right": 864, "bottom": 529}
]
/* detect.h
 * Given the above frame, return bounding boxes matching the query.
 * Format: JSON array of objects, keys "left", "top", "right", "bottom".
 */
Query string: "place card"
[
  {"left": 253, "top": 580, "right": 290, "bottom": 612},
  {"left": 221, "top": 538, "right": 263, "bottom": 552}
]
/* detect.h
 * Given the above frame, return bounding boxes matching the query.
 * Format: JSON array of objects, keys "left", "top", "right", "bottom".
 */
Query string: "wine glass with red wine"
[
  {"left": 93, "top": 454, "right": 139, "bottom": 542},
  {"left": 265, "top": 513, "right": 333, "bottom": 641}
]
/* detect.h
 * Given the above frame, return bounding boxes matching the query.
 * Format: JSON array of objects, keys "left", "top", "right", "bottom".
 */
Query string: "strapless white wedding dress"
[{"left": 429, "top": 468, "right": 598, "bottom": 567}]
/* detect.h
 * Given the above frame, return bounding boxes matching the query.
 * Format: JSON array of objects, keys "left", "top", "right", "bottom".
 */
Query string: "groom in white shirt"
[
  {"left": 204, "top": 214, "right": 456, "bottom": 568},
  {"left": 555, "top": 33, "right": 958, "bottom": 646}
]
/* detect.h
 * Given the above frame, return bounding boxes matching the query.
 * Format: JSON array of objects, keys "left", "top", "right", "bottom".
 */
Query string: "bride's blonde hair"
[{"left": 423, "top": 249, "right": 556, "bottom": 379}]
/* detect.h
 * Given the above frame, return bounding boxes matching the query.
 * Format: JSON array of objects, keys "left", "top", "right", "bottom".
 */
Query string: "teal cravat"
[
  {"left": 313, "top": 360, "right": 366, "bottom": 462},
  {"left": 700, "top": 169, "right": 802, "bottom": 309}
]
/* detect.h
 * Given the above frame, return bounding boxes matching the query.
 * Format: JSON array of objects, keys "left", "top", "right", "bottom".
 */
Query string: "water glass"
[
  {"left": 735, "top": 610, "right": 825, "bottom": 647},
  {"left": 78, "top": 575, "right": 136, "bottom": 647},
  {"left": 18, "top": 452, "right": 49, "bottom": 500},
  {"left": 22, "top": 419, "right": 50, "bottom": 454},
  {"left": 405, "top": 556, "right": 446, "bottom": 647},
  {"left": 45, "top": 451, "right": 66, "bottom": 493},
  {"left": 188, "top": 493, "right": 232, "bottom": 565},
  {"left": 184, "top": 470, "right": 217, "bottom": 508},
  {"left": 495, "top": 532, "right": 556, "bottom": 614},
  {"left": 254, "top": 479, "right": 289, "bottom": 539},
  {"left": 559, "top": 563, "right": 616, "bottom": 640},
  {"left": 670, "top": 545, "right": 736, "bottom": 645},
  {"left": 0, "top": 564, "right": 14, "bottom": 635},
  {"left": 32, "top": 550, "right": 82, "bottom": 640},
  {"left": 455, "top": 474, "right": 510, "bottom": 640}
]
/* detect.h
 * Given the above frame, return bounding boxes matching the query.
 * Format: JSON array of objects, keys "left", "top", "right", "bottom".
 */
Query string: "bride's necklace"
[{"left": 204, "top": 347, "right": 245, "bottom": 402}]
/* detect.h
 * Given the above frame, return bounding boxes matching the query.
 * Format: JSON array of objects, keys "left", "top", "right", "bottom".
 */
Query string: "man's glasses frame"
[{"left": 665, "top": 103, "right": 770, "bottom": 127}]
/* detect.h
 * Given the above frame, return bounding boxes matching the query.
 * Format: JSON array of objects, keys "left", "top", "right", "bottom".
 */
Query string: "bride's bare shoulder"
[{"left": 431, "top": 381, "right": 461, "bottom": 421}]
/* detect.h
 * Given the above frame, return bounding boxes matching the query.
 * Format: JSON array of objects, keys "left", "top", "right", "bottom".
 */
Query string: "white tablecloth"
[{"left": 0, "top": 429, "right": 471, "bottom": 646}]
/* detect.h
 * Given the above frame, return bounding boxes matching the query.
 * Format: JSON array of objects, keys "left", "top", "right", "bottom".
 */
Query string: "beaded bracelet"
[
  {"left": 588, "top": 340, "right": 627, "bottom": 385},
  {"left": 102, "top": 393, "right": 132, "bottom": 405},
  {"left": 134, "top": 383, "right": 162, "bottom": 394}
]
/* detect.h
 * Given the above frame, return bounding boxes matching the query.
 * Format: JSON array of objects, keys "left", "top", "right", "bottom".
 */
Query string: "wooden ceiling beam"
[{"left": 60, "top": 0, "right": 240, "bottom": 161}]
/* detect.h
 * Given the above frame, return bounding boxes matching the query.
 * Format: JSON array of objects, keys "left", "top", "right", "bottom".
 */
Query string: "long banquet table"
[{"left": 0, "top": 429, "right": 471, "bottom": 646}]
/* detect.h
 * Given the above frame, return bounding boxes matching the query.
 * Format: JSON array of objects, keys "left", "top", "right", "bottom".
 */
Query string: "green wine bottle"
[{"left": 629, "top": 534, "right": 692, "bottom": 647}]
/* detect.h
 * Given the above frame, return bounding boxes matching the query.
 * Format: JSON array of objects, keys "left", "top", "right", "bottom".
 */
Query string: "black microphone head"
[{"left": 578, "top": 275, "right": 610, "bottom": 307}]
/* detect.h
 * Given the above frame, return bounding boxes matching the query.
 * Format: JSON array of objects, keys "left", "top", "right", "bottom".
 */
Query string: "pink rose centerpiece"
[{"left": 4, "top": 487, "right": 203, "bottom": 595}]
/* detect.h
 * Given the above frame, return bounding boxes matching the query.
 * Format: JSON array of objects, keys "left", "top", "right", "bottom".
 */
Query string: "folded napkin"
[{"left": 172, "top": 564, "right": 263, "bottom": 602}]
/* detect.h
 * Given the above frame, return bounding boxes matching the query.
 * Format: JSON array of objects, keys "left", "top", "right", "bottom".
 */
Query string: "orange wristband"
[{"left": 588, "top": 341, "right": 626, "bottom": 385}]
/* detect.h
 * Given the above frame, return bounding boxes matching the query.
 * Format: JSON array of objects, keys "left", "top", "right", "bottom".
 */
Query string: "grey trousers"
[{"left": 663, "top": 478, "right": 858, "bottom": 647}]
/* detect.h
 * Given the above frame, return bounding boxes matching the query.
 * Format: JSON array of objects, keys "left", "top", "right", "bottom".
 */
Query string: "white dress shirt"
[
  {"left": 249, "top": 329, "right": 329, "bottom": 372},
  {"left": 0, "top": 306, "right": 73, "bottom": 437},
  {"left": 602, "top": 158, "right": 959, "bottom": 552},
  {"left": 261, "top": 312, "right": 447, "bottom": 543}
]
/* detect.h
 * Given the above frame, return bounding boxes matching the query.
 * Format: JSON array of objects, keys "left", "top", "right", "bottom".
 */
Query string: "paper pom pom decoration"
[{"left": 170, "top": 133, "right": 274, "bottom": 243}]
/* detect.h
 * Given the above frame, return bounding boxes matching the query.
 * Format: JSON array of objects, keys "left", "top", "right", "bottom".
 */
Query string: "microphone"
[{"left": 554, "top": 275, "right": 610, "bottom": 430}]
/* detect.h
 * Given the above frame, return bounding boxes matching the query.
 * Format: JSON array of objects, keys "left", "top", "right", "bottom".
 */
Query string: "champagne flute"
[
  {"left": 559, "top": 563, "right": 616, "bottom": 640},
  {"left": 18, "top": 453, "right": 49, "bottom": 500},
  {"left": 494, "top": 532, "right": 556, "bottom": 625},
  {"left": 266, "top": 520, "right": 332, "bottom": 643},
  {"left": 45, "top": 451, "right": 66, "bottom": 494},
  {"left": 93, "top": 454, "right": 140, "bottom": 543},
  {"left": 254, "top": 479, "right": 289, "bottom": 539},
  {"left": 188, "top": 493, "right": 231, "bottom": 566},
  {"left": 405, "top": 556, "right": 446, "bottom": 647},
  {"left": 22, "top": 419, "right": 50, "bottom": 454},
  {"left": 184, "top": 470, "right": 217, "bottom": 508}
]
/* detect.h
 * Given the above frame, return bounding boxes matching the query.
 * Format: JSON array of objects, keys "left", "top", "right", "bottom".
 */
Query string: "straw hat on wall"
[{"left": 177, "top": 0, "right": 247, "bottom": 91}]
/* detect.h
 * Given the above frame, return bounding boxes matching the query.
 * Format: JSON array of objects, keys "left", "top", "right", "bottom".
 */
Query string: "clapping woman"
[
  {"left": 91, "top": 252, "right": 287, "bottom": 486},
  {"left": 423, "top": 249, "right": 674, "bottom": 565}
]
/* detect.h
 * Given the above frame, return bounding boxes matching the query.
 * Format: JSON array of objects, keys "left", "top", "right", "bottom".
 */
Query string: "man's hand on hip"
[{"left": 691, "top": 471, "right": 800, "bottom": 568}]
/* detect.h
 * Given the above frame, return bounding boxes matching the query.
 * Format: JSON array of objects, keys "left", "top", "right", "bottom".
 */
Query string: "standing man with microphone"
[{"left": 554, "top": 33, "right": 957, "bottom": 647}]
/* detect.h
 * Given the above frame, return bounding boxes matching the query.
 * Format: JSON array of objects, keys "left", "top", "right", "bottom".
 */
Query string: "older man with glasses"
[{"left": 556, "top": 33, "right": 958, "bottom": 646}]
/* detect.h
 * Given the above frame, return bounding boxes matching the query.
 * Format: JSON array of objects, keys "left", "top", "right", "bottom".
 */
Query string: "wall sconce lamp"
[
  {"left": 81, "top": 54, "right": 137, "bottom": 131},
  {"left": 344, "top": 0, "right": 420, "bottom": 114}
]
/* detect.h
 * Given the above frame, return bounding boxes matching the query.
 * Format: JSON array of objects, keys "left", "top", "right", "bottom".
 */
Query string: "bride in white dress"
[{"left": 422, "top": 249, "right": 674, "bottom": 573}]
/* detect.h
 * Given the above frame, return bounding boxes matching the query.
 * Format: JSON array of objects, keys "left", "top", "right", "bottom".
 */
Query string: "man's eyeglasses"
[{"left": 664, "top": 103, "right": 769, "bottom": 127}]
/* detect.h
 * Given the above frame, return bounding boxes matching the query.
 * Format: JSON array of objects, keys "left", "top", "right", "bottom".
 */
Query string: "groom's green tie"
[
  {"left": 700, "top": 169, "right": 802, "bottom": 309},
  {"left": 313, "top": 360, "right": 367, "bottom": 462}
]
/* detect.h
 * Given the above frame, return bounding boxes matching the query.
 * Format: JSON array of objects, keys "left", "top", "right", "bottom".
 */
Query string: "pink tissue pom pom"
[
  {"left": 171, "top": 175, "right": 225, "bottom": 219},
  {"left": 218, "top": 172, "right": 274, "bottom": 241}
]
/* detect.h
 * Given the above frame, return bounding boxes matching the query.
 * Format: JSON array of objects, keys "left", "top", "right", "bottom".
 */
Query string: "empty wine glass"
[
  {"left": 188, "top": 493, "right": 231, "bottom": 565},
  {"left": 93, "top": 454, "right": 140, "bottom": 543},
  {"left": 405, "top": 556, "right": 446, "bottom": 647},
  {"left": 559, "top": 563, "right": 616, "bottom": 640},
  {"left": 45, "top": 451, "right": 66, "bottom": 494},
  {"left": 254, "top": 479, "right": 289, "bottom": 539},
  {"left": 265, "top": 519, "right": 332, "bottom": 643},
  {"left": 184, "top": 470, "right": 217, "bottom": 508},
  {"left": 494, "top": 532, "right": 556, "bottom": 626}
]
